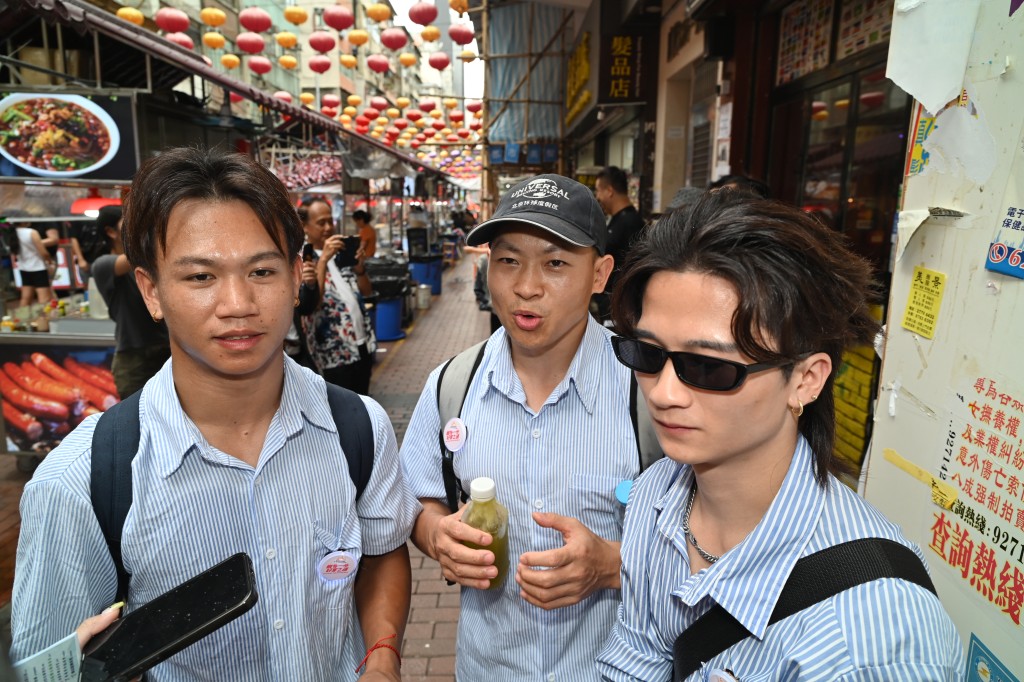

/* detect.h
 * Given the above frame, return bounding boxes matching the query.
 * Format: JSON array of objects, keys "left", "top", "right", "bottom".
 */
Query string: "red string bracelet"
[{"left": 355, "top": 633, "right": 401, "bottom": 674}]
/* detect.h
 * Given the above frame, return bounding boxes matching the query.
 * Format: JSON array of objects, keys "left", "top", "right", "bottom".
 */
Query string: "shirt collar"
[
  {"left": 145, "top": 357, "right": 323, "bottom": 478},
  {"left": 656, "top": 437, "right": 826, "bottom": 638},
  {"left": 480, "top": 317, "right": 607, "bottom": 414}
]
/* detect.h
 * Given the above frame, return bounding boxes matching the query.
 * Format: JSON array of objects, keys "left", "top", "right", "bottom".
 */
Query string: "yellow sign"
[
  {"left": 565, "top": 32, "right": 591, "bottom": 126},
  {"left": 883, "top": 448, "right": 958, "bottom": 509},
  {"left": 901, "top": 265, "right": 946, "bottom": 339}
]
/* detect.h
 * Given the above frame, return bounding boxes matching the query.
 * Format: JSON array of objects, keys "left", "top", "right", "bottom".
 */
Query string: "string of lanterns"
[{"left": 114, "top": 1, "right": 483, "bottom": 175}]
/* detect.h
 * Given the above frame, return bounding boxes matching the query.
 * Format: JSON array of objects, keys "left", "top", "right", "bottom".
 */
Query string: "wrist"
[{"left": 355, "top": 634, "right": 400, "bottom": 675}]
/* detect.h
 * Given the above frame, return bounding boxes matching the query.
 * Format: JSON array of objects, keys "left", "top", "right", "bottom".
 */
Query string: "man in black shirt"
[{"left": 593, "top": 166, "right": 645, "bottom": 324}]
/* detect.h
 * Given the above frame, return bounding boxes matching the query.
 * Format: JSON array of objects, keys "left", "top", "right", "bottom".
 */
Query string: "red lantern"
[
  {"left": 469, "top": 120, "right": 482, "bottom": 131},
  {"left": 309, "top": 31, "right": 336, "bottom": 53},
  {"left": 239, "top": 7, "right": 272, "bottom": 33},
  {"left": 165, "top": 32, "right": 194, "bottom": 49},
  {"left": 446, "top": 134, "right": 459, "bottom": 142},
  {"left": 323, "top": 5, "right": 354, "bottom": 31},
  {"left": 366, "top": 54, "right": 390, "bottom": 73},
  {"left": 321, "top": 106, "right": 338, "bottom": 117},
  {"left": 309, "top": 55, "right": 332, "bottom": 74},
  {"left": 236, "top": 32, "right": 266, "bottom": 54},
  {"left": 273, "top": 91, "right": 293, "bottom": 102},
  {"left": 449, "top": 110, "right": 465, "bottom": 122},
  {"left": 322, "top": 94, "right": 341, "bottom": 108},
  {"left": 355, "top": 115, "right": 371, "bottom": 127},
  {"left": 380, "top": 28, "right": 408, "bottom": 51},
  {"left": 405, "top": 109, "right": 424, "bottom": 122},
  {"left": 411, "top": 140, "right": 421, "bottom": 149},
  {"left": 449, "top": 23, "right": 474, "bottom": 45},
  {"left": 155, "top": 7, "right": 189, "bottom": 33},
  {"left": 356, "top": 125, "right": 370, "bottom": 134},
  {"left": 419, "top": 99, "right": 436, "bottom": 112},
  {"left": 428, "top": 52, "right": 450, "bottom": 70},
  {"left": 248, "top": 56, "right": 272, "bottom": 75},
  {"left": 457, "top": 128, "right": 471, "bottom": 138},
  {"left": 415, "top": 133, "right": 427, "bottom": 141},
  {"left": 370, "top": 96, "right": 389, "bottom": 111},
  {"left": 363, "top": 107, "right": 381, "bottom": 120},
  {"left": 229, "top": 92, "right": 245, "bottom": 104},
  {"left": 431, "top": 119, "right": 445, "bottom": 130},
  {"left": 465, "top": 100, "right": 483, "bottom": 113},
  {"left": 394, "top": 119, "right": 409, "bottom": 130},
  {"left": 408, "top": 1, "right": 438, "bottom": 26},
  {"left": 386, "top": 126, "right": 401, "bottom": 139}
]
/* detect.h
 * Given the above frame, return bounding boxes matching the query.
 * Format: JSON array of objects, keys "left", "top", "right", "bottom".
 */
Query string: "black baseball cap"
[{"left": 466, "top": 174, "right": 607, "bottom": 255}]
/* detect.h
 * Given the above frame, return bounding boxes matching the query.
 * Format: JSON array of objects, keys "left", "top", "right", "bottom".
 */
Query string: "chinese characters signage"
[
  {"left": 985, "top": 204, "right": 1024, "bottom": 281},
  {"left": 598, "top": 30, "right": 657, "bottom": 106},
  {"left": 901, "top": 265, "right": 946, "bottom": 339},
  {"left": 565, "top": 32, "right": 592, "bottom": 126}
]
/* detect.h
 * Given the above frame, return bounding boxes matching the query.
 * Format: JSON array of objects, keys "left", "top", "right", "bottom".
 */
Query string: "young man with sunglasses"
[
  {"left": 399, "top": 175, "right": 644, "bottom": 681},
  {"left": 597, "top": 190, "right": 962, "bottom": 680}
]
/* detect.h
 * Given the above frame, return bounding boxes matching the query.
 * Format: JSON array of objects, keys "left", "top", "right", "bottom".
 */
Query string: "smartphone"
[
  {"left": 333, "top": 235, "right": 362, "bottom": 269},
  {"left": 302, "top": 243, "right": 315, "bottom": 262},
  {"left": 80, "top": 552, "right": 258, "bottom": 681}
]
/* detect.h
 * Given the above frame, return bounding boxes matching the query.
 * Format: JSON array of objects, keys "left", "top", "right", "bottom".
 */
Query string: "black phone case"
[
  {"left": 333, "top": 236, "right": 361, "bottom": 269},
  {"left": 80, "top": 552, "right": 258, "bottom": 682}
]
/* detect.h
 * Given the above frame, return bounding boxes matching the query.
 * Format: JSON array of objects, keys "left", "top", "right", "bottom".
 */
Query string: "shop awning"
[{"left": 7, "top": 0, "right": 449, "bottom": 177}]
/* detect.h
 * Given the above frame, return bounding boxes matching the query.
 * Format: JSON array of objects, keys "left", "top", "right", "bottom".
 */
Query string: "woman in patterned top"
[{"left": 298, "top": 198, "right": 376, "bottom": 394}]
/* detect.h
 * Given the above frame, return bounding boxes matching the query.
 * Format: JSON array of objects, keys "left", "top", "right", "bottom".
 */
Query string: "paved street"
[{"left": 371, "top": 253, "right": 490, "bottom": 681}]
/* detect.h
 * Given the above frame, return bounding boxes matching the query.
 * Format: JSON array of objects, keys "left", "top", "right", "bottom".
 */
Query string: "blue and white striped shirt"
[
  {"left": 12, "top": 357, "right": 420, "bottom": 681},
  {"left": 400, "top": 317, "right": 640, "bottom": 681},
  {"left": 596, "top": 437, "right": 965, "bottom": 681}
]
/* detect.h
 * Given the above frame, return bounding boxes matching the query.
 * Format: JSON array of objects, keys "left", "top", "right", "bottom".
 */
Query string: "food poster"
[
  {"left": 985, "top": 124, "right": 1024, "bottom": 281},
  {"left": 0, "top": 342, "right": 118, "bottom": 455},
  {"left": 0, "top": 93, "right": 138, "bottom": 181},
  {"left": 866, "top": 0, "right": 1024, "bottom": 674}
]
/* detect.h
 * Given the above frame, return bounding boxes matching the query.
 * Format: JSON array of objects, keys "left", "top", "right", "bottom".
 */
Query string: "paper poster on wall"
[
  {"left": 900, "top": 265, "right": 946, "bottom": 338},
  {"left": 985, "top": 128, "right": 1024, "bottom": 280},
  {"left": 904, "top": 103, "right": 936, "bottom": 177},
  {"left": 965, "top": 634, "right": 1019, "bottom": 682}
]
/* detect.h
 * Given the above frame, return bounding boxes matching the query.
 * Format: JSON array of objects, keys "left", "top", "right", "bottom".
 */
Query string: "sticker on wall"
[
  {"left": 965, "top": 633, "right": 1020, "bottom": 681},
  {"left": 901, "top": 265, "right": 947, "bottom": 339}
]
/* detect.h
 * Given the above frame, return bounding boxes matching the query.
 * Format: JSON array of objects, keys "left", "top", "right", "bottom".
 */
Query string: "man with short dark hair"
[
  {"left": 400, "top": 174, "right": 643, "bottom": 681},
  {"left": 593, "top": 167, "right": 645, "bottom": 322}
]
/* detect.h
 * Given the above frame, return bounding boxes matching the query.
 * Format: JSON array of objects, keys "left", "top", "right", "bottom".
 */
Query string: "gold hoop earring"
[
  {"left": 790, "top": 399, "right": 804, "bottom": 418},
  {"left": 151, "top": 312, "right": 162, "bottom": 323},
  {"left": 294, "top": 295, "right": 300, "bottom": 308}
]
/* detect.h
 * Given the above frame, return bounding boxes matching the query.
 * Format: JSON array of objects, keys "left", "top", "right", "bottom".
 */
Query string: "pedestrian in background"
[
  {"left": 597, "top": 190, "right": 962, "bottom": 680},
  {"left": 353, "top": 209, "right": 377, "bottom": 259},
  {"left": 89, "top": 205, "right": 170, "bottom": 398},
  {"left": 593, "top": 166, "right": 645, "bottom": 323},
  {"left": 299, "top": 197, "right": 376, "bottom": 395},
  {"left": 10, "top": 217, "right": 54, "bottom": 308},
  {"left": 400, "top": 174, "right": 642, "bottom": 681}
]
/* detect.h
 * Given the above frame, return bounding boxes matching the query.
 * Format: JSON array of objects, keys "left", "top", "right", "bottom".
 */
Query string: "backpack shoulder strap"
[
  {"left": 325, "top": 383, "right": 375, "bottom": 500},
  {"left": 629, "top": 373, "right": 663, "bottom": 472},
  {"left": 90, "top": 391, "right": 143, "bottom": 602},
  {"left": 436, "top": 339, "right": 487, "bottom": 513},
  {"left": 672, "top": 537, "right": 936, "bottom": 680}
]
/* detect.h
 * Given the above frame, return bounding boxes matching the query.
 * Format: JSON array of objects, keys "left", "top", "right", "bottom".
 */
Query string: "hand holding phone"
[
  {"left": 302, "top": 243, "right": 315, "bottom": 262},
  {"left": 80, "top": 553, "right": 258, "bottom": 682},
  {"left": 333, "top": 236, "right": 362, "bottom": 269}
]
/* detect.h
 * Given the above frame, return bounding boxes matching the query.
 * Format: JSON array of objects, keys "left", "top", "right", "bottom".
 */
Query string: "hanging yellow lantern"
[
  {"left": 347, "top": 29, "right": 369, "bottom": 46},
  {"left": 275, "top": 31, "right": 298, "bottom": 49},
  {"left": 116, "top": 6, "right": 145, "bottom": 26},
  {"left": 366, "top": 3, "right": 391, "bottom": 22},
  {"left": 417, "top": 152, "right": 426, "bottom": 159},
  {"left": 429, "top": 109, "right": 443, "bottom": 119},
  {"left": 460, "top": 50, "right": 476, "bottom": 63},
  {"left": 443, "top": 97, "right": 458, "bottom": 109},
  {"left": 340, "top": 54, "right": 358, "bottom": 69},
  {"left": 278, "top": 54, "right": 298, "bottom": 69},
  {"left": 386, "top": 107, "right": 400, "bottom": 119},
  {"left": 401, "top": 131, "right": 413, "bottom": 139},
  {"left": 283, "top": 6, "right": 308, "bottom": 25},
  {"left": 398, "top": 52, "right": 417, "bottom": 67},
  {"left": 347, "top": 94, "right": 363, "bottom": 107},
  {"left": 300, "top": 92, "right": 315, "bottom": 105},
  {"left": 474, "top": 109, "right": 483, "bottom": 119},
  {"left": 340, "top": 114, "right": 352, "bottom": 124},
  {"left": 375, "top": 116, "right": 389, "bottom": 126},
  {"left": 420, "top": 25, "right": 440, "bottom": 42},
  {"left": 416, "top": 118, "right": 429, "bottom": 128},
  {"left": 199, "top": 7, "right": 226, "bottom": 27},
  {"left": 370, "top": 130, "right": 382, "bottom": 138},
  {"left": 396, "top": 97, "right": 411, "bottom": 109},
  {"left": 449, "top": 0, "right": 468, "bottom": 17},
  {"left": 343, "top": 106, "right": 357, "bottom": 116},
  {"left": 200, "top": 32, "right": 223, "bottom": 49},
  {"left": 220, "top": 53, "right": 240, "bottom": 69},
  {"left": 440, "top": 127, "right": 452, "bottom": 135},
  {"left": 397, "top": 139, "right": 409, "bottom": 148}
]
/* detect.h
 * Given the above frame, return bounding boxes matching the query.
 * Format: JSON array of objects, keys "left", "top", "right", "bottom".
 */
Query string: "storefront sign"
[
  {"left": 565, "top": 32, "right": 593, "bottom": 126},
  {"left": 598, "top": 29, "right": 658, "bottom": 106},
  {"left": 0, "top": 93, "right": 138, "bottom": 181}
]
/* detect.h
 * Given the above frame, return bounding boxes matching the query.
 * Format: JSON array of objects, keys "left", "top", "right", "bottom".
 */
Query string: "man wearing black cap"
[{"left": 399, "top": 174, "right": 643, "bottom": 681}]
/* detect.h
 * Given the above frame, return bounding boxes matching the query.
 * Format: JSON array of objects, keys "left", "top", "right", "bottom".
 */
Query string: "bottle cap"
[{"left": 469, "top": 476, "right": 496, "bottom": 501}]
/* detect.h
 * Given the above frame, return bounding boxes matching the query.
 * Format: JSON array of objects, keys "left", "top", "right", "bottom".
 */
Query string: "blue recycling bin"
[
  {"left": 409, "top": 255, "right": 442, "bottom": 295},
  {"left": 375, "top": 297, "right": 405, "bottom": 341}
]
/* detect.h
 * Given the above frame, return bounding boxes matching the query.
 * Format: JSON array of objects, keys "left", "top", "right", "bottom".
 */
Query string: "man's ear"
[
  {"left": 788, "top": 352, "right": 832, "bottom": 411},
  {"left": 592, "top": 253, "right": 614, "bottom": 295},
  {"left": 134, "top": 267, "right": 163, "bottom": 321},
  {"left": 291, "top": 255, "right": 302, "bottom": 297}
]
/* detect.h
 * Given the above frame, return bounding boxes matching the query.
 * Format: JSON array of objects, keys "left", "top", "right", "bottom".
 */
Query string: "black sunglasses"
[{"left": 611, "top": 335, "right": 788, "bottom": 392}]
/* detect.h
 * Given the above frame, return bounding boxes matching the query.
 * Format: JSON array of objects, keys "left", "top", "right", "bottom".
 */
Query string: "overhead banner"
[{"left": 0, "top": 93, "right": 138, "bottom": 181}]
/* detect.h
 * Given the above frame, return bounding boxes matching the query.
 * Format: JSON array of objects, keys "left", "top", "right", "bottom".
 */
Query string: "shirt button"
[
  {"left": 547, "top": 674, "right": 555, "bottom": 682},
  {"left": 532, "top": 429, "right": 541, "bottom": 438},
  {"left": 265, "top": 548, "right": 277, "bottom": 559},
  {"left": 534, "top": 499, "right": 544, "bottom": 509},
  {"left": 273, "top": 619, "right": 284, "bottom": 630}
]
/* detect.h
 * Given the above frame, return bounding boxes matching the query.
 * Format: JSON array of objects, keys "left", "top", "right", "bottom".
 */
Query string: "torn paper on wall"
[
  {"left": 895, "top": 209, "right": 930, "bottom": 262},
  {"left": 920, "top": 88, "right": 997, "bottom": 185},
  {"left": 887, "top": 0, "right": 982, "bottom": 115}
]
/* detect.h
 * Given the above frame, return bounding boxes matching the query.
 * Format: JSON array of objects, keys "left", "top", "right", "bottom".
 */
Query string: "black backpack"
[{"left": 90, "top": 383, "right": 374, "bottom": 601}]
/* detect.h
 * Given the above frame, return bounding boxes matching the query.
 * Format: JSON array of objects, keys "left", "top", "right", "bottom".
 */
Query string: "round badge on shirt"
[
  {"left": 443, "top": 417, "right": 468, "bottom": 452},
  {"left": 318, "top": 550, "right": 359, "bottom": 582}
]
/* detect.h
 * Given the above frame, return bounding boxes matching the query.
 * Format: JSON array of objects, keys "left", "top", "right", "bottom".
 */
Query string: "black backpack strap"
[
  {"left": 90, "top": 391, "right": 143, "bottom": 602},
  {"left": 325, "top": 383, "right": 375, "bottom": 500},
  {"left": 673, "top": 538, "right": 936, "bottom": 680},
  {"left": 436, "top": 340, "right": 487, "bottom": 514},
  {"left": 629, "top": 373, "right": 664, "bottom": 474}
]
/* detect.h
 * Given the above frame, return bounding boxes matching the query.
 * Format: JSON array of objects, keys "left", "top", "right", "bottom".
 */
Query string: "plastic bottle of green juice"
[{"left": 462, "top": 477, "right": 509, "bottom": 590}]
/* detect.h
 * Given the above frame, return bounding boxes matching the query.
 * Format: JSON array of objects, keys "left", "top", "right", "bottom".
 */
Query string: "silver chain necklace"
[{"left": 681, "top": 484, "right": 721, "bottom": 564}]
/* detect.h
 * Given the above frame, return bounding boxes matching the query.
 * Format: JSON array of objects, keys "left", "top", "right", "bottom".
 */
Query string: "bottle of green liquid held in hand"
[{"left": 461, "top": 477, "right": 509, "bottom": 590}]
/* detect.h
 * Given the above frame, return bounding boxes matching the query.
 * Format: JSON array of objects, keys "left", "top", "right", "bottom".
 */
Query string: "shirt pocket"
[
  {"left": 306, "top": 521, "right": 360, "bottom": 671},
  {"left": 568, "top": 473, "right": 625, "bottom": 539}
]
